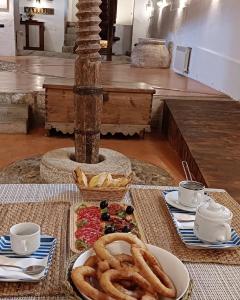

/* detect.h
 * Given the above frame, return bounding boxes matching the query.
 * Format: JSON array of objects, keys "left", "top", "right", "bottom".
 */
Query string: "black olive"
[
  {"left": 126, "top": 205, "right": 134, "bottom": 215},
  {"left": 122, "top": 225, "right": 131, "bottom": 233},
  {"left": 104, "top": 225, "right": 115, "bottom": 234},
  {"left": 100, "top": 200, "right": 108, "bottom": 209},
  {"left": 101, "top": 212, "right": 110, "bottom": 221}
]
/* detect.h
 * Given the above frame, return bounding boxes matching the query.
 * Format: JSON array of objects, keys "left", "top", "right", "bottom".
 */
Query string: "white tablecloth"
[{"left": 0, "top": 184, "right": 239, "bottom": 300}]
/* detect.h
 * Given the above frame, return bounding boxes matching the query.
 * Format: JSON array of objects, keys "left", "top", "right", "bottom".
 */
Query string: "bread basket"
[{"left": 73, "top": 172, "right": 131, "bottom": 202}]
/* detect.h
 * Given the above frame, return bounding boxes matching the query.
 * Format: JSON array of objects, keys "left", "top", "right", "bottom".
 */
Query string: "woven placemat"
[
  {"left": 130, "top": 188, "right": 240, "bottom": 265},
  {"left": 0, "top": 201, "right": 70, "bottom": 298}
]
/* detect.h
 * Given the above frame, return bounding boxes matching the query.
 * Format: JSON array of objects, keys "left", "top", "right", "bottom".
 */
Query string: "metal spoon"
[
  {"left": 0, "top": 264, "right": 45, "bottom": 275},
  {"left": 182, "top": 161, "right": 193, "bottom": 181},
  {"left": 173, "top": 213, "right": 196, "bottom": 222}
]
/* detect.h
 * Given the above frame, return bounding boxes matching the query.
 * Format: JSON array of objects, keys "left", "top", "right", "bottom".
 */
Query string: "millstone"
[{"left": 40, "top": 147, "right": 132, "bottom": 183}]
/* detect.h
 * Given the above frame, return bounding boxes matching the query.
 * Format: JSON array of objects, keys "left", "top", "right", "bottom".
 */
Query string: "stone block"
[
  {"left": 0, "top": 104, "right": 28, "bottom": 133},
  {"left": 0, "top": 121, "right": 27, "bottom": 134}
]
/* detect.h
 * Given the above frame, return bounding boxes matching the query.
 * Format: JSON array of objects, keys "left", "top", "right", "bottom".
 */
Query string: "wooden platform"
[
  {"left": 163, "top": 99, "right": 240, "bottom": 202},
  {"left": 0, "top": 56, "right": 228, "bottom": 99}
]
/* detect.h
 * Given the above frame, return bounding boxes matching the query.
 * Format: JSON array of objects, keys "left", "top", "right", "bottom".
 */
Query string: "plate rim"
[
  {"left": 165, "top": 191, "right": 197, "bottom": 212},
  {"left": 0, "top": 234, "right": 56, "bottom": 282},
  {"left": 179, "top": 228, "right": 240, "bottom": 250}
]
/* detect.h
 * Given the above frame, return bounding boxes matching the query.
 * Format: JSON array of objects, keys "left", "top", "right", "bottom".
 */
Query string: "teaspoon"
[{"left": 0, "top": 264, "right": 45, "bottom": 275}]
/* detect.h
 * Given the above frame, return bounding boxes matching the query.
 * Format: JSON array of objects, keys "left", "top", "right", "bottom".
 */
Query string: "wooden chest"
[{"left": 43, "top": 78, "right": 155, "bottom": 137}]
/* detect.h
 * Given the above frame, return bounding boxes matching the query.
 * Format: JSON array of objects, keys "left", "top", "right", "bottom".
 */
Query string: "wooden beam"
[{"left": 74, "top": 0, "right": 103, "bottom": 163}]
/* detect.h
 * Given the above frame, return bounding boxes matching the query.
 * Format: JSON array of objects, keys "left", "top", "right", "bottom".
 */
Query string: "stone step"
[
  {"left": 62, "top": 45, "right": 74, "bottom": 53},
  {"left": 66, "top": 26, "right": 76, "bottom": 34},
  {"left": 0, "top": 104, "right": 28, "bottom": 133},
  {"left": 64, "top": 33, "right": 76, "bottom": 46},
  {"left": 67, "top": 21, "right": 76, "bottom": 27},
  {"left": 0, "top": 92, "right": 25, "bottom": 105},
  {"left": 0, "top": 91, "right": 45, "bottom": 128},
  {"left": 64, "top": 39, "right": 74, "bottom": 46},
  {"left": 0, "top": 104, "right": 28, "bottom": 120},
  {"left": 19, "top": 49, "right": 76, "bottom": 59},
  {"left": 0, "top": 120, "right": 28, "bottom": 134}
]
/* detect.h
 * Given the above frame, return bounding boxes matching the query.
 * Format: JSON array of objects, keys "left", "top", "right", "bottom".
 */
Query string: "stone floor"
[
  {"left": 0, "top": 155, "right": 175, "bottom": 186},
  {"left": 0, "top": 61, "right": 17, "bottom": 72},
  {"left": 18, "top": 50, "right": 76, "bottom": 59},
  {"left": 17, "top": 51, "right": 131, "bottom": 63}
]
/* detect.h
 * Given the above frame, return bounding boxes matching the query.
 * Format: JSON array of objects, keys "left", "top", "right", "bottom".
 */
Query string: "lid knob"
[
  {"left": 198, "top": 199, "right": 232, "bottom": 219},
  {"left": 208, "top": 199, "right": 222, "bottom": 211}
]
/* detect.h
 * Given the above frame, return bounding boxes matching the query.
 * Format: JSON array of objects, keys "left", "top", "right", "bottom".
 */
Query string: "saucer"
[
  {"left": 165, "top": 191, "right": 197, "bottom": 212},
  {"left": 0, "top": 235, "right": 56, "bottom": 282}
]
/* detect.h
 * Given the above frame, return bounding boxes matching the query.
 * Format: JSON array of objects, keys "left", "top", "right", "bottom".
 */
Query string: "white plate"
[
  {"left": 72, "top": 241, "right": 190, "bottom": 300},
  {"left": 165, "top": 191, "right": 197, "bottom": 212}
]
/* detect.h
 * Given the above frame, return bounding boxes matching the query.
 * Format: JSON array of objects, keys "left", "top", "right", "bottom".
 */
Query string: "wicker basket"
[{"left": 73, "top": 172, "right": 131, "bottom": 202}]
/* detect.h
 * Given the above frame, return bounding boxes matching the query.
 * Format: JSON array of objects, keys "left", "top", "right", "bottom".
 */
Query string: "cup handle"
[
  {"left": 21, "top": 240, "right": 28, "bottom": 253},
  {"left": 217, "top": 223, "right": 232, "bottom": 242},
  {"left": 193, "top": 192, "right": 202, "bottom": 205}
]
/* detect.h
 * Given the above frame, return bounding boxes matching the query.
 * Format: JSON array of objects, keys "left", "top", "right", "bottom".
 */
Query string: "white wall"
[
  {"left": 113, "top": 25, "right": 133, "bottom": 55},
  {"left": 67, "top": 0, "right": 73, "bottom": 21},
  {"left": 116, "top": 0, "right": 134, "bottom": 25},
  {"left": 155, "top": 0, "right": 240, "bottom": 100},
  {"left": 67, "top": 0, "right": 77, "bottom": 22},
  {"left": 114, "top": 0, "right": 134, "bottom": 55},
  {"left": 19, "top": 0, "right": 66, "bottom": 52},
  {"left": 68, "top": 0, "right": 135, "bottom": 24},
  {"left": 132, "top": 0, "right": 155, "bottom": 47},
  {"left": 0, "top": 0, "right": 17, "bottom": 56}
]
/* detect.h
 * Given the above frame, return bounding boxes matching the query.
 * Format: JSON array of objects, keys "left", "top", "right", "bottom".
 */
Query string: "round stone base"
[{"left": 40, "top": 147, "right": 132, "bottom": 183}]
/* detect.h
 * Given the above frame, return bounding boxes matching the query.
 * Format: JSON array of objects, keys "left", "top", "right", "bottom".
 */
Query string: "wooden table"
[
  {"left": 163, "top": 99, "right": 240, "bottom": 202},
  {"left": 0, "top": 184, "right": 239, "bottom": 300},
  {"left": 43, "top": 78, "right": 155, "bottom": 137}
]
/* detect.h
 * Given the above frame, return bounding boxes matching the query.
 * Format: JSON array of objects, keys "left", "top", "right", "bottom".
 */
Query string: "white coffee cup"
[
  {"left": 194, "top": 200, "right": 232, "bottom": 243},
  {"left": 10, "top": 223, "right": 40, "bottom": 255},
  {"left": 178, "top": 181, "right": 205, "bottom": 208}
]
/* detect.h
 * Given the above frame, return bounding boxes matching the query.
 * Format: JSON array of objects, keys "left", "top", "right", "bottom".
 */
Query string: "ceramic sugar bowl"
[{"left": 194, "top": 199, "right": 233, "bottom": 243}]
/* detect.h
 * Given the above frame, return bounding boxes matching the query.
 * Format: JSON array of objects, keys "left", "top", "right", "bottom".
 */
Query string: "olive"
[
  {"left": 100, "top": 200, "right": 108, "bottom": 209},
  {"left": 122, "top": 225, "right": 131, "bottom": 233},
  {"left": 126, "top": 205, "right": 134, "bottom": 215},
  {"left": 101, "top": 212, "right": 110, "bottom": 221},
  {"left": 104, "top": 225, "right": 115, "bottom": 234}
]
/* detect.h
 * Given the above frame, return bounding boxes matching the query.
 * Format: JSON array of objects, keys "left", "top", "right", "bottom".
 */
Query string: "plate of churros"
[{"left": 71, "top": 233, "right": 190, "bottom": 300}]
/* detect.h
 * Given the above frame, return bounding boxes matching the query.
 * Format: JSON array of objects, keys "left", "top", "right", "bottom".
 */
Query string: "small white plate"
[
  {"left": 165, "top": 191, "right": 197, "bottom": 212},
  {"left": 0, "top": 235, "right": 56, "bottom": 282},
  {"left": 72, "top": 241, "right": 190, "bottom": 300}
]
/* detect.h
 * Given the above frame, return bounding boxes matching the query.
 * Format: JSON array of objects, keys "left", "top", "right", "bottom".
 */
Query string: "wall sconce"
[
  {"left": 179, "top": 0, "right": 189, "bottom": 9},
  {"left": 157, "top": 0, "right": 170, "bottom": 8},
  {"left": 146, "top": 0, "right": 154, "bottom": 17},
  {"left": 35, "top": 0, "right": 42, "bottom": 8},
  {"left": 171, "top": 0, "right": 190, "bottom": 10}
]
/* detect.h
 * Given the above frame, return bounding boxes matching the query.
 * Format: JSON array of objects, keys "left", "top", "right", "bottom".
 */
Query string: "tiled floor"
[
  {"left": 0, "top": 128, "right": 184, "bottom": 183},
  {"left": 0, "top": 55, "right": 227, "bottom": 183}
]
